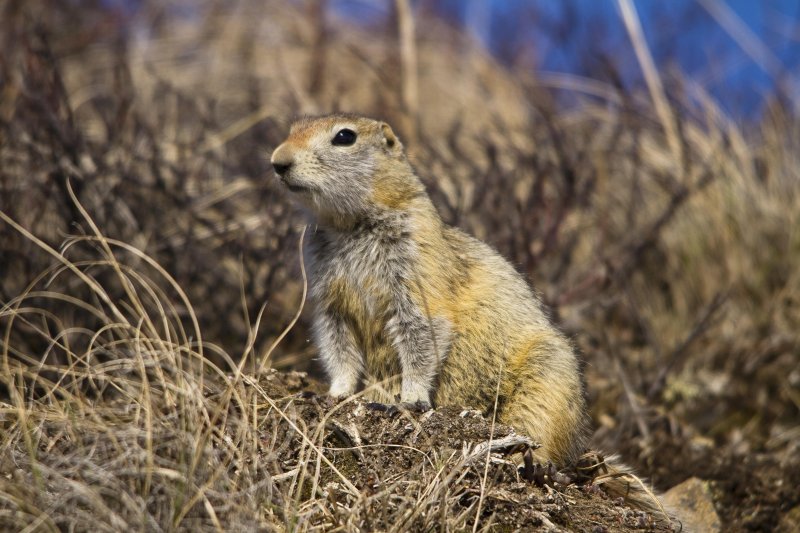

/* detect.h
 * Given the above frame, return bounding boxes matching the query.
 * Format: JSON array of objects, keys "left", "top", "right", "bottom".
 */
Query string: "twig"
[
  {"left": 307, "top": 0, "right": 329, "bottom": 97},
  {"left": 603, "top": 329, "right": 650, "bottom": 440},
  {"left": 258, "top": 225, "right": 308, "bottom": 372},
  {"left": 472, "top": 357, "right": 505, "bottom": 533},
  {"left": 617, "top": 0, "right": 682, "bottom": 166},
  {"left": 698, "top": 0, "right": 792, "bottom": 89},
  {"left": 395, "top": 0, "right": 418, "bottom": 144},
  {"left": 647, "top": 291, "right": 728, "bottom": 400}
]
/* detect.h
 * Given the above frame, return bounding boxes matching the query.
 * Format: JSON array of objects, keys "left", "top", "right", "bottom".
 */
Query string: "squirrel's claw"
[{"left": 366, "top": 401, "right": 431, "bottom": 416}]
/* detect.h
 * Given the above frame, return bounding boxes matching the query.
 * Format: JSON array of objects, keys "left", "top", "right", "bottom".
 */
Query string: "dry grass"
[
  {"left": 1, "top": 203, "right": 543, "bottom": 531},
  {"left": 1, "top": 0, "right": 799, "bottom": 530}
]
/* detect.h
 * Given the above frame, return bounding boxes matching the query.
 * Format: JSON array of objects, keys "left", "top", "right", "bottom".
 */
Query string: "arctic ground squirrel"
[{"left": 271, "top": 113, "right": 670, "bottom": 522}]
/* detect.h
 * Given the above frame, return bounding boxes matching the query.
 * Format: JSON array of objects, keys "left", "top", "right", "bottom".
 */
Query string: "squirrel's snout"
[
  {"left": 272, "top": 161, "right": 292, "bottom": 176},
  {"left": 271, "top": 144, "right": 294, "bottom": 176}
]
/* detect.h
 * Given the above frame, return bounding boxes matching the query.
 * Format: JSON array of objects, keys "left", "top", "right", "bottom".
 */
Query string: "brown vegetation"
[{"left": 1, "top": 0, "right": 798, "bottom": 530}]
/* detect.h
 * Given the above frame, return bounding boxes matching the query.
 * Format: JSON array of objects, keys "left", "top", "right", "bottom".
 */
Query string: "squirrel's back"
[{"left": 420, "top": 225, "right": 589, "bottom": 464}]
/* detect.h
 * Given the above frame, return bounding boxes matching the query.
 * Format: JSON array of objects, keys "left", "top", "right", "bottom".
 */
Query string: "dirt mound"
[{"left": 260, "top": 370, "right": 673, "bottom": 532}]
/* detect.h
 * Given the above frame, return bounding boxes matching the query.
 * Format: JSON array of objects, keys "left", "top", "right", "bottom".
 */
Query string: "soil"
[
  {"left": 256, "top": 370, "right": 800, "bottom": 532},
  {"left": 621, "top": 426, "right": 800, "bottom": 532},
  {"left": 258, "top": 371, "right": 674, "bottom": 532}
]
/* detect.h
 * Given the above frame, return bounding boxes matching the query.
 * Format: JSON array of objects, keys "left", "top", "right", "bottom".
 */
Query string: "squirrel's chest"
[
  {"left": 312, "top": 249, "right": 398, "bottom": 370},
  {"left": 310, "top": 231, "right": 411, "bottom": 321}
]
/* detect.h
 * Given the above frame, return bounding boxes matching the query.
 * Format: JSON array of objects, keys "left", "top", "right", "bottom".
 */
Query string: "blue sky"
[
  {"left": 112, "top": 0, "right": 800, "bottom": 118},
  {"left": 460, "top": 0, "right": 799, "bottom": 117},
  {"left": 336, "top": 0, "right": 800, "bottom": 118}
]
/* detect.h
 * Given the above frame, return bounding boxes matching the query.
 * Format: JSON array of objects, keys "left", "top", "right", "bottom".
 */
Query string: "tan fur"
[{"left": 271, "top": 114, "right": 674, "bottom": 524}]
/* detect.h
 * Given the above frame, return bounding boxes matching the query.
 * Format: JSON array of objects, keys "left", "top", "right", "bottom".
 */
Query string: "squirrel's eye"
[{"left": 332, "top": 129, "right": 357, "bottom": 146}]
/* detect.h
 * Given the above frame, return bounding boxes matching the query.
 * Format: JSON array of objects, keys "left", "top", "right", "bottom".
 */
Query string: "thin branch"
[
  {"left": 395, "top": 0, "right": 419, "bottom": 144},
  {"left": 617, "top": 0, "right": 683, "bottom": 166}
]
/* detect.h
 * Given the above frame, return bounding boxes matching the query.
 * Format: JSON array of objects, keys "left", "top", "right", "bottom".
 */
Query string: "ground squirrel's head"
[{"left": 271, "top": 114, "right": 422, "bottom": 226}]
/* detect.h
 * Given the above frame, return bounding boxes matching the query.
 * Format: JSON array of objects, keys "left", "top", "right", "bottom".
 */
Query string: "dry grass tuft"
[{"left": 1, "top": 200, "right": 278, "bottom": 530}]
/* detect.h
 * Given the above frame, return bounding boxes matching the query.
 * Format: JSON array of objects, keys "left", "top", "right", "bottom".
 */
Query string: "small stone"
[{"left": 662, "top": 477, "right": 721, "bottom": 533}]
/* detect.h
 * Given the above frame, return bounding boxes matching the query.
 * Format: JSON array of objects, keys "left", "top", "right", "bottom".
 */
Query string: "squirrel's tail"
[{"left": 576, "top": 451, "right": 681, "bottom": 530}]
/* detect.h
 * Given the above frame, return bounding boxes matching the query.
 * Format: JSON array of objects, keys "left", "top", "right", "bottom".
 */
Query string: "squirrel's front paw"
[
  {"left": 366, "top": 400, "right": 431, "bottom": 416},
  {"left": 401, "top": 400, "right": 432, "bottom": 412},
  {"left": 365, "top": 402, "right": 400, "bottom": 416}
]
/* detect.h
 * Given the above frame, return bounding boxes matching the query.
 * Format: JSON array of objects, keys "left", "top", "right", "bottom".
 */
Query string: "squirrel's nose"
[{"left": 272, "top": 161, "right": 292, "bottom": 176}]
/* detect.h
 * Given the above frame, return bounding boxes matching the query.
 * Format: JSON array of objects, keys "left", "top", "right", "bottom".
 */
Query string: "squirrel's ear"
[{"left": 380, "top": 122, "right": 400, "bottom": 150}]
